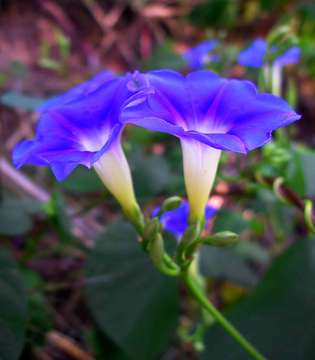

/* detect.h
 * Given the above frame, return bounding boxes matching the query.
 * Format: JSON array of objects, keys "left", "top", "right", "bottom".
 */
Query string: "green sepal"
[
  {"left": 148, "top": 234, "right": 181, "bottom": 276},
  {"left": 123, "top": 204, "right": 145, "bottom": 235},
  {"left": 161, "top": 196, "right": 182, "bottom": 212},
  {"left": 304, "top": 200, "right": 315, "bottom": 234},
  {"left": 176, "top": 223, "right": 201, "bottom": 266},
  {"left": 143, "top": 218, "right": 161, "bottom": 243},
  {"left": 202, "top": 231, "right": 240, "bottom": 247},
  {"left": 148, "top": 233, "right": 165, "bottom": 268}
]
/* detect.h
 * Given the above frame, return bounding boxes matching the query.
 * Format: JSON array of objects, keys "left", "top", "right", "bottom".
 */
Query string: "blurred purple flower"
[
  {"left": 183, "top": 40, "right": 219, "bottom": 69},
  {"left": 274, "top": 46, "right": 301, "bottom": 66},
  {"left": 122, "top": 69, "right": 301, "bottom": 220},
  {"left": 238, "top": 39, "right": 267, "bottom": 68},
  {"left": 238, "top": 38, "right": 300, "bottom": 68},
  {"left": 152, "top": 201, "right": 217, "bottom": 238}
]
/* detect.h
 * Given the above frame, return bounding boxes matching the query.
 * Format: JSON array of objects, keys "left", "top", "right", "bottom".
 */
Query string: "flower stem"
[{"left": 182, "top": 270, "right": 266, "bottom": 360}]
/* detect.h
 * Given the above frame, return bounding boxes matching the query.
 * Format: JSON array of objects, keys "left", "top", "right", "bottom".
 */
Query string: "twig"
[
  {"left": 265, "top": 175, "right": 315, "bottom": 223},
  {"left": 0, "top": 157, "right": 50, "bottom": 203},
  {"left": 47, "top": 331, "right": 94, "bottom": 360},
  {"left": 0, "top": 157, "right": 96, "bottom": 246}
]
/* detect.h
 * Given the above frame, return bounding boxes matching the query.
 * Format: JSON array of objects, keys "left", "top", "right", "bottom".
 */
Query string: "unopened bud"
[
  {"left": 181, "top": 223, "right": 201, "bottom": 246},
  {"left": 149, "top": 233, "right": 164, "bottom": 268},
  {"left": 177, "top": 223, "right": 201, "bottom": 264},
  {"left": 267, "top": 25, "right": 290, "bottom": 47},
  {"left": 202, "top": 231, "right": 240, "bottom": 247},
  {"left": 143, "top": 217, "right": 161, "bottom": 246},
  {"left": 304, "top": 200, "right": 315, "bottom": 235},
  {"left": 161, "top": 196, "right": 182, "bottom": 212}
]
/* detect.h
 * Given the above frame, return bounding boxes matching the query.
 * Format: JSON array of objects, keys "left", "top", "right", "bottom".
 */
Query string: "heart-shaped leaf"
[{"left": 85, "top": 222, "right": 179, "bottom": 360}]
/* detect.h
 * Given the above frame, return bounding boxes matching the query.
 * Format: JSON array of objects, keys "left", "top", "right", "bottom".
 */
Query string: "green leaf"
[
  {"left": 130, "top": 151, "right": 176, "bottom": 200},
  {"left": 61, "top": 166, "right": 104, "bottom": 193},
  {"left": 189, "top": 0, "right": 238, "bottom": 28},
  {"left": 21, "top": 270, "right": 53, "bottom": 346},
  {"left": 141, "top": 41, "right": 185, "bottom": 70},
  {"left": 260, "top": 0, "right": 289, "bottom": 11},
  {"left": 212, "top": 209, "right": 249, "bottom": 234},
  {"left": 0, "top": 197, "right": 43, "bottom": 236},
  {"left": 84, "top": 222, "right": 179, "bottom": 360},
  {"left": 0, "top": 250, "right": 27, "bottom": 360},
  {"left": 45, "top": 191, "right": 76, "bottom": 244},
  {"left": 286, "top": 146, "right": 306, "bottom": 196},
  {"left": 201, "top": 237, "right": 315, "bottom": 360},
  {"left": 287, "top": 145, "right": 315, "bottom": 197},
  {"left": 0, "top": 91, "right": 43, "bottom": 111},
  {"left": 199, "top": 246, "right": 259, "bottom": 287},
  {"left": 85, "top": 328, "right": 129, "bottom": 360},
  {"left": 199, "top": 209, "right": 267, "bottom": 287},
  {"left": 254, "top": 189, "right": 295, "bottom": 241},
  {"left": 298, "top": 148, "right": 315, "bottom": 197}
]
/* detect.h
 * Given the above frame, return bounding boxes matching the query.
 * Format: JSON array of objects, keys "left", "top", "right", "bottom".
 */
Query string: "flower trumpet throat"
[
  {"left": 181, "top": 140, "right": 221, "bottom": 222},
  {"left": 93, "top": 143, "right": 140, "bottom": 223}
]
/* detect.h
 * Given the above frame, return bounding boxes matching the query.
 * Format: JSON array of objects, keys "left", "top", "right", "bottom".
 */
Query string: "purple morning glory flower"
[
  {"left": 152, "top": 201, "right": 217, "bottom": 238},
  {"left": 122, "top": 69, "right": 301, "bottom": 221},
  {"left": 12, "top": 71, "right": 152, "bottom": 217},
  {"left": 183, "top": 40, "right": 219, "bottom": 69},
  {"left": 274, "top": 46, "right": 301, "bottom": 66},
  {"left": 238, "top": 39, "right": 267, "bottom": 68},
  {"left": 238, "top": 38, "right": 300, "bottom": 68},
  {"left": 38, "top": 71, "right": 116, "bottom": 112}
]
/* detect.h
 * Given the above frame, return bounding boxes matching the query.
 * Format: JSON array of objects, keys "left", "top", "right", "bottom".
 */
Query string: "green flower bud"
[
  {"left": 161, "top": 196, "right": 182, "bottom": 213},
  {"left": 202, "top": 231, "right": 240, "bottom": 247},
  {"left": 148, "top": 233, "right": 165, "bottom": 268}
]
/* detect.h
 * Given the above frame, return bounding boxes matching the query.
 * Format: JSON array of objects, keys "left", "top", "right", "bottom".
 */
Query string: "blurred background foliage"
[{"left": 1, "top": 0, "right": 315, "bottom": 359}]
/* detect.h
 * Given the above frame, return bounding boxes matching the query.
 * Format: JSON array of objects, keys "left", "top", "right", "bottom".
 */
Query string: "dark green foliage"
[
  {"left": 85, "top": 222, "right": 179, "bottom": 360},
  {"left": 189, "top": 0, "right": 239, "bottom": 28},
  {"left": 130, "top": 151, "right": 177, "bottom": 200},
  {"left": 142, "top": 41, "right": 185, "bottom": 70},
  {"left": 0, "top": 197, "right": 43, "bottom": 236},
  {"left": 202, "top": 237, "right": 315, "bottom": 360},
  {"left": 61, "top": 166, "right": 104, "bottom": 194},
  {"left": 0, "top": 91, "right": 43, "bottom": 111},
  {"left": 0, "top": 250, "right": 27, "bottom": 360}
]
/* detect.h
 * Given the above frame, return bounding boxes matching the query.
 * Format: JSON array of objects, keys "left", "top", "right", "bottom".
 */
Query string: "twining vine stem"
[
  {"left": 135, "top": 213, "right": 266, "bottom": 360},
  {"left": 181, "top": 268, "right": 266, "bottom": 360}
]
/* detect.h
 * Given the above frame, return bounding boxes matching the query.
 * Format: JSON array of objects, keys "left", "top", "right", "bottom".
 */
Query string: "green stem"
[{"left": 182, "top": 270, "right": 266, "bottom": 360}]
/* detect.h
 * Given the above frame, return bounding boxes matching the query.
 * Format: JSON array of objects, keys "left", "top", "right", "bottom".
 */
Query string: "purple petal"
[
  {"left": 152, "top": 201, "right": 217, "bottom": 238},
  {"left": 12, "top": 71, "right": 152, "bottom": 180},
  {"left": 228, "top": 93, "right": 301, "bottom": 150},
  {"left": 123, "top": 69, "right": 300, "bottom": 153},
  {"left": 38, "top": 71, "right": 115, "bottom": 112},
  {"left": 274, "top": 46, "right": 300, "bottom": 66},
  {"left": 51, "top": 162, "right": 78, "bottom": 181}
]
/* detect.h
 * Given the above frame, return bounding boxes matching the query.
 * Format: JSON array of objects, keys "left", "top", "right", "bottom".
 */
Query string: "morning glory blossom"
[
  {"left": 273, "top": 46, "right": 301, "bottom": 67},
  {"left": 38, "top": 71, "right": 116, "bottom": 112},
  {"left": 152, "top": 201, "right": 217, "bottom": 239},
  {"left": 122, "top": 69, "right": 301, "bottom": 222},
  {"left": 13, "top": 71, "right": 152, "bottom": 218},
  {"left": 183, "top": 40, "right": 219, "bottom": 69},
  {"left": 238, "top": 38, "right": 300, "bottom": 68}
]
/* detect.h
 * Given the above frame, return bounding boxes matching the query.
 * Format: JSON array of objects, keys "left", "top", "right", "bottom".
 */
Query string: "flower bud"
[
  {"left": 202, "top": 231, "right": 240, "bottom": 247},
  {"left": 161, "top": 196, "right": 182, "bottom": 213}
]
